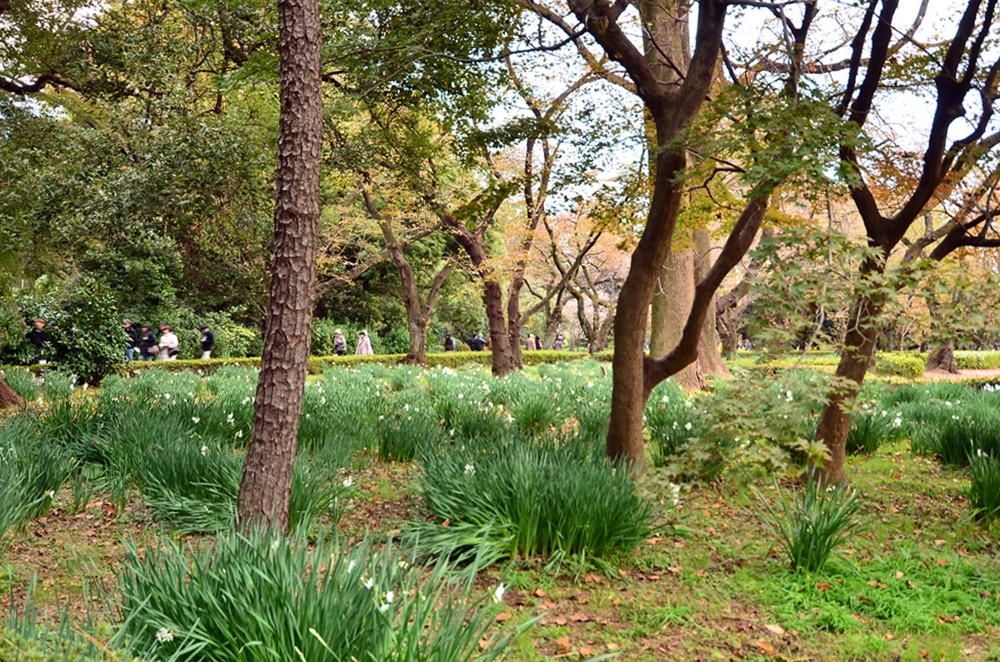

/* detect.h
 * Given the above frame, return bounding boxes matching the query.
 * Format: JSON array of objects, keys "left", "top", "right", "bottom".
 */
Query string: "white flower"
[
  {"left": 952, "top": 415, "right": 960, "bottom": 420},
  {"left": 164, "top": 393, "right": 171, "bottom": 400},
  {"left": 343, "top": 476, "right": 353, "bottom": 488},
  {"left": 364, "top": 577, "right": 375, "bottom": 590},
  {"left": 946, "top": 401, "right": 953, "bottom": 408},
  {"left": 684, "top": 422, "right": 692, "bottom": 431},
  {"left": 587, "top": 381, "right": 594, "bottom": 388},
  {"left": 465, "top": 463, "right": 476, "bottom": 475},
  {"left": 881, "top": 410, "right": 888, "bottom": 417},
  {"left": 235, "top": 429, "right": 243, "bottom": 438},
  {"left": 786, "top": 391, "right": 794, "bottom": 402},
  {"left": 192, "top": 417, "right": 200, "bottom": 424},
  {"left": 404, "top": 403, "right": 410, "bottom": 412},
  {"left": 155, "top": 627, "right": 174, "bottom": 643},
  {"left": 385, "top": 590, "right": 395, "bottom": 603},
  {"left": 201, "top": 445, "right": 208, "bottom": 456},
  {"left": 379, "top": 602, "right": 391, "bottom": 613},
  {"left": 46, "top": 490, "right": 55, "bottom": 499},
  {"left": 457, "top": 393, "right": 464, "bottom": 399},
  {"left": 347, "top": 560, "right": 357, "bottom": 573},
  {"left": 493, "top": 582, "right": 506, "bottom": 604},
  {"left": 892, "top": 417, "right": 902, "bottom": 428},
  {"left": 661, "top": 395, "right": 669, "bottom": 403}
]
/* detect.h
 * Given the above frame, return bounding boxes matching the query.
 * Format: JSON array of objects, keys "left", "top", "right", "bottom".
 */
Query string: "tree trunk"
[
  {"left": 236, "top": 0, "right": 321, "bottom": 531},
  {"left": 814, "top": 294, "right": 882, "bottom": 485},
  {"left": 485, "top": 279, "right": 516, "bottom": 375},
  {"left": 650, "top": 248, "right": 702, "bottom": 389},
  {"left": 0, "top": 376, "right": 24, "bottom": 409},
  {"left": 694, "top": 228, "right": 730, "bottom": 378},
  {"left": 507, "top": 274, "right": 525, "bottom": 370},
  {"left": 926, "top": 340, "right": 958, "bottom": 373}
]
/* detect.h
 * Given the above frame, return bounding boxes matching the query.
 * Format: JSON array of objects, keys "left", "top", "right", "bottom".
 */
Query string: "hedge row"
[
  {"left": 955, "top": 351, "right": 1000, "bottom": 370},
  {"left": 730, "top": 351, "right": 927, "bottom": 378},
  {"left": 10, "top": 350, "right": 605, "bottom": 378}
]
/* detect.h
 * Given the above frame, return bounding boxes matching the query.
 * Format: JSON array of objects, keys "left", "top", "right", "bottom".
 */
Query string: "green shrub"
[
  {"left": 955, "top": 350, "right": 1000, "bottom": 370},
  {"left": 412, "top": 434, "right": 654, "bottom": 562},
  {"left": 875, "top": 352, "right": 925, "bottom": 378},
  {"left": 377, "top": 393, "right": 444, "bottom": 462},
  {"left": 756, "top": 471, "right": 862, "bottom": 573},
  {"left": 113, "top": 530, "right": 522, "bottom": 661},
  {"left": 967, "top": 452, "right": 1000, "bottom": 524}
]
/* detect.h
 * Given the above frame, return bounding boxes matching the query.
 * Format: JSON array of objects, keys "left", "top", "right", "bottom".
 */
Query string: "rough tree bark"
[
  {"left": 236, "top": 0, "right": 322, "bottom": 530},
  {"left": 926, "top": 340, "right": 958, "bottom": 373},
  {"left": 0, "top": 376, "right": 24, "bottom": 409}
]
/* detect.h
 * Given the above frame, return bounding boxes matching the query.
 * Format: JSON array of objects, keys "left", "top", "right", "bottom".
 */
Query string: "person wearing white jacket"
[{"left": 158, "top": 324, "right": 180, "bottom": 361}]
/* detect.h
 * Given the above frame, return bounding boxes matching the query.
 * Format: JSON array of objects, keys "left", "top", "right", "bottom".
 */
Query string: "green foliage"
[
  {"left": 413, "top": 433, "right": 654, "bottom": 563},
  {"left": 967, "top": 453, "right": 1000, "bottom": 524},
  {"left": 756, "top": 471, "right": 863, "bottom": 573},
  {"left": 875, "top": 353, "right": 926, "bottom": 378},
  {"left": 956, "top": 351, "right": 1000, "bottom": 370},
  {"left": 112, "top": 529, "right": 523, "bottom": 661},
  {"left": 937, "top": 401, "right": 1000, "bottom": 466}
]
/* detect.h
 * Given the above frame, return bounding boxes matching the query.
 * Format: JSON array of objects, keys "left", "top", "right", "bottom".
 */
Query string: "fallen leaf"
[
  {"left": 569, "top": 612, "right": 589, "bottom": 623},
  {"left": 764, "top": 624, "right": 785, "bottom": 636},
  {"left": 895, "top": 571, "right": 904, "bottom": 579},
  {"left": 533, "top": 589, "right": 547, "bottom": 598},
  {"left": 754, "top": 640, "right": 775, "bottom": 654},
  {"left": 494, "top": 612, "right": 511, "bottom": 623},
  {"left": 556, "top": 636, "right": 571, "bottom": 652},
  {"left": 552, "top": 615, "right": 568, "bottom": 626},
  {"left": 815, "top": 581, "right": 831, "bottom": 592},
  {"left": 578, "top": 647, "right": 594, "bottom": 657}
]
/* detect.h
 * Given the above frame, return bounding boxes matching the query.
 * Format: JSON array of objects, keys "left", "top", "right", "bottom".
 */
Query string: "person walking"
[
  {"left": 444, "top": 333, "right": 456, "bottom": 352},
  {"left": 199, "top": 324, "right": 215, "bottom": 359},
  {"left": 158, "top": 324, "right": 180, "bottom": 360},
  {"left": 334, "top": 328, "right": 347, "bottom": 356},
  {"left": 124, "top": 319, "right": 140, "bottom": 360},
  {"left": 553, "top": 335, "right": 564, "bottom": 350},
  {"left": 355, "top": 330, "right": 373, "bottom": 355},
  {"left": 139, "top": 324, "right": 158, "bottom": 361}
]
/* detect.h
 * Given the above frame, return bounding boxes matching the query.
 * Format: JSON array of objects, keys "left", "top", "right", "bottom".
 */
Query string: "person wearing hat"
[
  {"left": 444, "top": 332, "right": 455, "bottom": 352},
  {"left": 355, "top": 330, "right": 373, "bottom": 355},
  {"left": 334, "top": 328, "right": 347, "bottom": 356},
  {"left": 199, "top": 324, "right": 215, "bottom": 359},
  {"left": 158, "top": 323, "right": 180, "bottom": 360},
  {"left": 123, "top": 319, "right": 140, "bottom": 360}
]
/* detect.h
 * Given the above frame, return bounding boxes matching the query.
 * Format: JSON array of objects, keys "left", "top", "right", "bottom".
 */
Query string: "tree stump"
[
  {"left": 0, "top": 376, "right": 24, "bottom": 409},
  {"left": 926, "top": 340, "right": 959, "bottom": 374}
]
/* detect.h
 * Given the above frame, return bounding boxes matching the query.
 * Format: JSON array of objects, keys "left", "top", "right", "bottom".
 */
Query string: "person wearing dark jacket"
[
  {"left": 199, "top": 325, "right": 215, "bottom": 359},
  {"left": 26, "top": 318, "right": 48, "bottom": 364},
  {"left": 444, "top": 333, "right": 456, "bottom": 352},
  {"left": 465, "top": 333, "right": 486, "bottom": 351},
  {"left": 139, "top": 324, "right": 158, "bottom": 361},
  {"left": 124, "top": 319, "right": 140, "bottom": 360}
]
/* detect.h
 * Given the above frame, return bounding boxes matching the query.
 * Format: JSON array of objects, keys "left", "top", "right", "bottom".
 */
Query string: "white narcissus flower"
[
  {"left": 492, "top": 583, "right": 506, "bottom": 604},
  {"left": 347, "top": 560, "right": 357, "bottom": 573},
  {"left": 464, "top": 463, "right": 476, "bottom": 475},
  {"left": 192, "top": 417, "right": 200, "bottom": 424},
  {"left": 364, "top": 577, "right": 375, "bottom": 590},
  {"left": 385, "top": 591, "right": 394, "bottom": 603},
  {"left": 155, "top": 627, "right": 174, "bottom": 643},
  {"left": 343, "top": 476, "right": 353, "bottom": 488},
  {"left": 201, "top": 445, "right": 208, "bottom": 456},
  {"left": 684, "top": 422, "right": 693, "bottom": 431}
]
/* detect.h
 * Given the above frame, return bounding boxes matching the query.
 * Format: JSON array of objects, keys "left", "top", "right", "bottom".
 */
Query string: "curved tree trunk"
[
  {"left": 236, "top": 0, "right": 322, "bottom": 531},
  {"left": 0, "top": 376, "right": 24, "bottom": 409}
]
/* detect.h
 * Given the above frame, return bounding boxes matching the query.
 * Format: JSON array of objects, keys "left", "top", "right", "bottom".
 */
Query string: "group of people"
[
  {"left": 332, "top": 328, "right": 373, "bottom": 356},
  {"left": 439, "top": 332, "right": 566, "bottom": 352},
  {"left": 122, "top": 320, "right": 214, "bottom": 361}
]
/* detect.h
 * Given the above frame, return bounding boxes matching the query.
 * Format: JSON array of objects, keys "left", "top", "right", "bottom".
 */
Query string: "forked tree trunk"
[
  {"left": 0, "top": 376, "right": 24, "bottom": 409},
  {"left": 926, "top": 340, "right": 958, "bottom": 374},
  {"left": 236, "top": 0, "right": 322, "bottom": 531}
]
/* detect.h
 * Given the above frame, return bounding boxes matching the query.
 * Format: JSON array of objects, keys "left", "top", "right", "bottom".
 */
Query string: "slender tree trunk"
[
  {"left": 0, "top": 376, "right": 23, "bottom": 409},
  {"left": 486, "top": 279, "right": 516, "bottom": 375},
  {"left": 507, "top": 275, "right": 525, "bottom": 369},
  {"left": 236, "top": 0, "right": 321, "bottom": 530},
  {"left": 814, "top": 291, "right": 882, "bottom": 485}
]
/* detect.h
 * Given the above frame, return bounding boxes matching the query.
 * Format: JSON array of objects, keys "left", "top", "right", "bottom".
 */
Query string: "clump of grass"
[
  {"left": 0, "top": 368, "right": 39, "bottom": 403},
  {"left": 412, "top": 434, "right": 653, "bottom": 562},
  {"left": 377, "top": 394, "right": 443, "bottom": 462},
  {"left": 112, "top": 529, "right": 525, "bottom": 661},
  {"left": 937, "top": 403, "right": 1000, "bottom": 466},
  {"left": 756, "top": 471, "right": 862, "bottom": 573},
  {"left": 967, "top": 452, "right": 1000, "bottom": 524},
  {"left": 0, "top": 418, "right": 74, "bottom": 542},
  {"left": 847, "top": 408, "right": 904, "bottom": 455}
]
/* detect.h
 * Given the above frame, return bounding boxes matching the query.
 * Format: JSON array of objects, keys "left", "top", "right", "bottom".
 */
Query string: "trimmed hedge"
[
  {"left": 955, "top": 351, "right": 1000, "bottom": 370},
  {"left": 8, "top": 350, "right": 605, "bottom": 379}
]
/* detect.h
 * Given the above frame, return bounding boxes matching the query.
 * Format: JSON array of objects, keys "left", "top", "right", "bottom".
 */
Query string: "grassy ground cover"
[{"left": 1, "top": 363, "right": 1000, "bottom": 660}]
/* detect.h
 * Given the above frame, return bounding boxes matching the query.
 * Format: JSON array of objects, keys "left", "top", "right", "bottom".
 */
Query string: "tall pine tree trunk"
[{"left": 236, "top": 0, "right": 322, "bottom": 530}]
